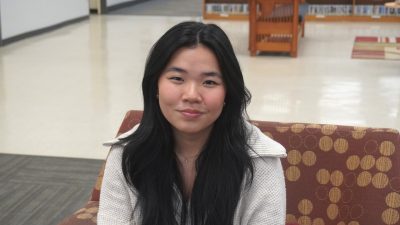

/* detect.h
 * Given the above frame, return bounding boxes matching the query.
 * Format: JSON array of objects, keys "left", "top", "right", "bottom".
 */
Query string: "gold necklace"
[{"left": 176, "top": 153, "right": 199, "bottom": 165}]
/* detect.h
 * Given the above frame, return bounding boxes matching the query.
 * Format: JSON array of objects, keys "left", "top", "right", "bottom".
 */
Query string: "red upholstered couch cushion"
[{"left": 59, "top": 110, "right": 400, "bottom": 225}]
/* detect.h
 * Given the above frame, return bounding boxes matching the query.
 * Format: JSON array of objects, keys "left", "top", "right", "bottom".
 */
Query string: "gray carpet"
[
  {"left": 0, "top": 154, "right": 103, "bottom": 225},
  {"left": 109, "top": 0, "right": 202, "bottom": 17}
]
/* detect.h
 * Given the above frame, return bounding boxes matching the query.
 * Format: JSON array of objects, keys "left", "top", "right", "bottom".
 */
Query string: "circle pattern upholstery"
[
  {"left": 258, "top": 121, "right": 400, "bottom": 225},
  {"left": 60, "top": 111, "right": 400, "bottom": 225}
]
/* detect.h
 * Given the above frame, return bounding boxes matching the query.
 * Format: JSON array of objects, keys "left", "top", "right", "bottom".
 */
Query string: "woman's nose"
[{"left": 182, "top": 83, "right": 202, "bottom": 102}]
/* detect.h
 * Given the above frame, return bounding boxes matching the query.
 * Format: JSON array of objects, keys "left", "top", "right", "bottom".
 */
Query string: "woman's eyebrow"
[
  {"left": 165, "top": 67, "right": 187, "bottom": 74},
  {"left": 202, "top": 71, "right": 222, "bottom": 77},
  {"left": 165, "top": 66, "right": 221, "bottom": 77}
]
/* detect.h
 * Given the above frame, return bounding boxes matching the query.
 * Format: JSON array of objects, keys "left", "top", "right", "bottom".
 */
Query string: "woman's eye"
[
  {"left": 203, "top": 80, "right": 218, "bottom": 86},
  {"left": 168, "top": 77, "right": 183, "bottom": 82}
]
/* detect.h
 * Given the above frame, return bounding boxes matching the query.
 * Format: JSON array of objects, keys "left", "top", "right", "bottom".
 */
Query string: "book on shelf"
[
  {"left": 308, "top": 5, "right": 352, "bottom": 16},
  {"left": 307, "top": 4, "right": 400, "bottom": 16},
  {"left": 205, "top": 3, "right": 248, "bottom": 14}
]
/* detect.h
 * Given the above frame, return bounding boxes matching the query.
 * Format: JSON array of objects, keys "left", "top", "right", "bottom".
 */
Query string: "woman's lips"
[{"left": 179, "top": 109, "right": 203, "bottom": 119}]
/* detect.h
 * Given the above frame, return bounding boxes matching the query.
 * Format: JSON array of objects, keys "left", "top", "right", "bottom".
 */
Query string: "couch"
[{"left": 59, "top": 110, "right": 400, "bottom": 225}]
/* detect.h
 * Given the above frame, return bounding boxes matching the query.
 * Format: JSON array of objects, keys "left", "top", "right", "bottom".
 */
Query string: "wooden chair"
[{"left": 249, "top": 0, "right": 305, "bottom": 57}]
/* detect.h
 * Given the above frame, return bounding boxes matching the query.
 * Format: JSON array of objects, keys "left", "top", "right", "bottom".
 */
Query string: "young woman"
[{"left": 98, "top": 21, "right": 287, "bottom": 225}]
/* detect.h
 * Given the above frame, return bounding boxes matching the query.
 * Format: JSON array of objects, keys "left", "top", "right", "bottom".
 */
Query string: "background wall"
[{"left": 0, "top": 0, "right": 89, "bottom": 39}]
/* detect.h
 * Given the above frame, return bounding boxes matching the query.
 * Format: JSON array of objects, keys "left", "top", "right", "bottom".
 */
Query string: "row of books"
[
  {"left": 205, "top": 3, "right": 248, "bottom": 14},
  {"left": 205, "top": 3, "right": 400, "bottom": 16},
  {"left": 308, "top": 5, "right": 400, "bottom": 16}
]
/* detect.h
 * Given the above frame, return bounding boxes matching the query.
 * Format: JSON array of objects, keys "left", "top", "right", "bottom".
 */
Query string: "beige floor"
[{"left": 0, "top": 15, "right": 399, "bottom": 159}]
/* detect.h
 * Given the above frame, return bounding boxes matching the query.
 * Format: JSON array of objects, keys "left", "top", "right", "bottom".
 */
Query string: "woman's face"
[{"left": 157, "top": 45, "right": 226, "bottom": 139}]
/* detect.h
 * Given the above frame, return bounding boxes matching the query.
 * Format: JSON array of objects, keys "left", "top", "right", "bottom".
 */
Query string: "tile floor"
[{"left": 0, "top": 15, "right": 399, "bottom": 159}]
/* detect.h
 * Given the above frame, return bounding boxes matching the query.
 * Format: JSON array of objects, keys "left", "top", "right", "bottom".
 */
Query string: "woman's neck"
[
  {"left": 173, "top": 130, "right": 211, "bottom": 158},
  {"left": 173, "top": 129, "right": 212, "bottom": 199}
]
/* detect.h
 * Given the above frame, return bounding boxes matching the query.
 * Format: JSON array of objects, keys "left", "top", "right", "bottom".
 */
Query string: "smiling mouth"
[{"left": 179, "top": 109, "right": 203, "bottom": 119}]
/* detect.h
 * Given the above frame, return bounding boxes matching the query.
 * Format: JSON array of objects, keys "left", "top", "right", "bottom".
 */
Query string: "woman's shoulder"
[
  {"left": 103, "top": 145, "right": 125, "bottom": 176},
  {"left": 245, "top": 121, "right": 287, "bottom": 158},
  {"left": 108, "top": 144, "right": 124, "bottom": 159}
]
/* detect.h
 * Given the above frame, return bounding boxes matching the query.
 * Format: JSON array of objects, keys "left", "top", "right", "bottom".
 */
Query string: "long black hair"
[{"left": 121, "top": 21, "right": 253, "bottom": 225}]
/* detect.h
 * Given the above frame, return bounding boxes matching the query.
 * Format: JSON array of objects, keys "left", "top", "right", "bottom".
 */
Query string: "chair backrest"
[
  {"left": 257, "top": 0, "right": 298, "bottom": 18},
  {"left": 248, "top": 0, "right": 301, "bottom": 56},
  {"left": 93, "top": 110, "right": 400, "bottom": 225}
]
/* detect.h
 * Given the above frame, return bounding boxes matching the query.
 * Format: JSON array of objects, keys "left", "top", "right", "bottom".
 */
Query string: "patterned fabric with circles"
[
  {"left": 252, "top": 121, "right": 400, "bottom": 225},
  {"left": 59, "top": 110, "right": 400, "bottom": 225},
  {"left": 59, "top": 201, "right": 98, "bottom": 225}
]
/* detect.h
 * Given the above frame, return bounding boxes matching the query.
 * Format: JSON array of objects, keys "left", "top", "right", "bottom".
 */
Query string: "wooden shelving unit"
[
  {"left": 203, "top": 13, "right": 248, "bottom": 20},
  {"left": 305, "top": 15, "right": 400, "bottom": 21},
  {"left": 202, "top": 0, "right": 249, "bottom": 20},
  {"left": 305, "top": 0, "right": 400, "bottom": 22},
  {"left": 203, "top": 0, "right": 400, "bottom": 22}
]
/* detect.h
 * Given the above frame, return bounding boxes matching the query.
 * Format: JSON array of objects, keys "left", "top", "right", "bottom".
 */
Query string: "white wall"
[
  {"left": 107, "top": 0, "right": 136, "bottom": 7},
  {"left": 0, "top": 0, "right": 89, "bottom": 39}
]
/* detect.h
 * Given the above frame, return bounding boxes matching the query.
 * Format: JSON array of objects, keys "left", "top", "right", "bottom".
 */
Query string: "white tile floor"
[{"left": 0, "top": 15, "right": 399, "bottom": 159}]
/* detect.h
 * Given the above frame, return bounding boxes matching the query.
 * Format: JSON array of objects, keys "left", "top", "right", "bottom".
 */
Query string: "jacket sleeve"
[
  {"left": 98, "top": 146, "right": 137, "bottom": 225},
  {"left": 234, "top": 157, "right": 286, "bottom": 225}
]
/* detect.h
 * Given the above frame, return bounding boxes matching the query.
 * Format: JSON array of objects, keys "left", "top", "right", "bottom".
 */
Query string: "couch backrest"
[
  {"left": 93, "top": 110, "right": 400, "bottom": 225},
  {"left": 252, "top": 119, "right": 400, "bottom": 225}
]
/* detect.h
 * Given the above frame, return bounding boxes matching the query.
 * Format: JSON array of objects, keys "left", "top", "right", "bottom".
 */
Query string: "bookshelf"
[
  {"left": 203, "top": 0, "right": 249, "bottom": 20},
  {"left": 305, "top": 0, "right": 400, "bottom": 22},
  {"left": 202, "top": 0, "right": 400, "bottom": 22}
]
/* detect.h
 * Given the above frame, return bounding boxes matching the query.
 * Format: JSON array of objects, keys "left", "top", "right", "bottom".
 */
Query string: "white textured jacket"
[{"left": 98, "top": 122, "right": 287, "bottom": 225}]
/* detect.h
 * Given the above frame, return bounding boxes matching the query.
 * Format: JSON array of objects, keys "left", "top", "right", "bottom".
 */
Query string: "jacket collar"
[
  {"left": 103, "top": 124, "right": 139, "bottom": 147},
  {"left": 245, "top": 121, "right": 287, "bottom": 158}
]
